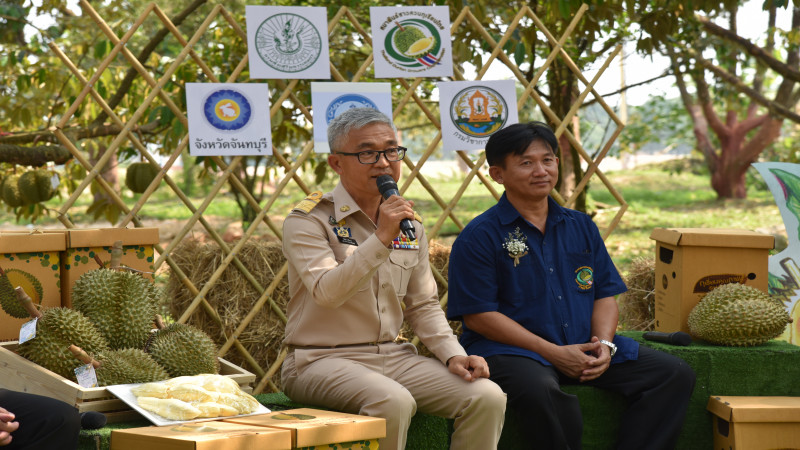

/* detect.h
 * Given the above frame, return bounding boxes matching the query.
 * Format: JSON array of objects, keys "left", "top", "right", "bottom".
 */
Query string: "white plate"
[{"left": 106, "top": 383, "right": 271, "bottom": 426}]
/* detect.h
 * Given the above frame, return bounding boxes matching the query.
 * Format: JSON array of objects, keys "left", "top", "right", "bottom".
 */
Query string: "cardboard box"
[
  {"left": 0, "top": 341, "right": 255, "bottom": 423},
  {"left": 649, "top": 228, "right": 774, "bottom": 333},
  {"left": 0, "top": 232, "right": 66, "bottom": 341},
  {"left": 110, "top": 420, "right": 292, "bottom": 450},
  {"left": 707, "top": 395, "right": 800, "bottom": 449},
  {"left": 61, "top": 227, "right": 159, "bottom": 307},
  {"left": 224, "top": 408, "right": 385, "bottom": 449}
]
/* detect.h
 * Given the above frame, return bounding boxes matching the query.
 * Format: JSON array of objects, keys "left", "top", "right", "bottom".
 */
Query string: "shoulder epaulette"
[{"left": 291, "top": 191, "right": 323, "bottom": 214}]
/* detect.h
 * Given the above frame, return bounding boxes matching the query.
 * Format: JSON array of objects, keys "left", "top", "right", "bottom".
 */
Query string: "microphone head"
[
  {"left": 376, "top": 175, "right": 398, "bottom": 197},
  {"left": 80, "top": 411, "right": 107, "bottom": 430},
  {"left": 671, "top": 331, "right": 692, "bottom": 346}
]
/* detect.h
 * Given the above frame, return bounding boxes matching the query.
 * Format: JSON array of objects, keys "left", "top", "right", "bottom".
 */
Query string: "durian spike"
[
  {"left": 68, "top": 345, "right": 101, "bottom": 369},
  {"left": 15, "top": 286, "right": 41, "bottom": 319}
]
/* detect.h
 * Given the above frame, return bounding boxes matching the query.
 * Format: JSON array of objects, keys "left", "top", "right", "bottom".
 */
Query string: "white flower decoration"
[{"left": 502, "top": 227, "right": 529, "bottom": 267}]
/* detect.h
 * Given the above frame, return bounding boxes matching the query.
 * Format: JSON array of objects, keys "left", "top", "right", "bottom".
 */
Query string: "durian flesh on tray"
[{"left": 131, "top": 374, "right": 261, "bottom": 421}]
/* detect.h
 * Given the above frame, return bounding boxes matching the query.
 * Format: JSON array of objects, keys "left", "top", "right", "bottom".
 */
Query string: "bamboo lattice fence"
[{"left": 47, "top": 0, "right": 627, "bottom": 394}]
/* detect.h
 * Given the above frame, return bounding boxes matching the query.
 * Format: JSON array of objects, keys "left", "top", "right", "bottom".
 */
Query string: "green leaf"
[
  {"left": 514, "top": 42, "right": 526, "bottom": 66},
  {"left": 94, "top": 40, "right": 111, "bottom": 59}
]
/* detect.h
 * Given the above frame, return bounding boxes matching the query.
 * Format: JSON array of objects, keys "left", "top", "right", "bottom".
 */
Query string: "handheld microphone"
[
  {"left": 643, "top": 331, "right": 692, "bottom": 346},
  {"left": 80, "top": 411, "right": 107, "bottom": 430},
  {"left": 376, "top": 175, "right": 416, "bottom": 241}
]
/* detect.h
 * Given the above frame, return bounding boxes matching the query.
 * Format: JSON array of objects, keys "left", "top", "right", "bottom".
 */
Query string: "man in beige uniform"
[{"left": 281, "top": 108, "right": 506, "bottom": 450}]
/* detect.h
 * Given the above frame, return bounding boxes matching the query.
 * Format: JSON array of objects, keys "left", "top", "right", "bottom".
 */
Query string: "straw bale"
[
  {"left": 399, "top": 241, "right": 462, "bottom": 358},
  {"left": 166, "top": 236, "right": 289, "bottom": 387},
  {"left": 618, "top": 257, "right": 656, "bottom": 331}
]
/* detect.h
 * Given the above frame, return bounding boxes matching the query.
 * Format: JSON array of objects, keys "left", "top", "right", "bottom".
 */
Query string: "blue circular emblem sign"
[
  {"left": 326, "top": 94, "right": 378, "bottom": 124},
  {"left": 203, "top": 89, "right": 252, "bottom": 131}
]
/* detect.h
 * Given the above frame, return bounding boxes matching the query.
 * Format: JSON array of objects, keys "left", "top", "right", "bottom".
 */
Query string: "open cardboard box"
[
  {"left": 707, "top": 395, "right": 800, "bottom": 449},
  {"left": 650, "top": 228, "right": 773, "bottom": 333}
]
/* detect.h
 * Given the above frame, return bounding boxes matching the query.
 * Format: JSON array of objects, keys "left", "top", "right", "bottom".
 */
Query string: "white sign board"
[
  {"left": 437, "top": 80, "right": 518, "bottom": 152},
  {"left": 186, "top": 83, "right": 272, "bottom": 156},
  {"left": 246, "top": 6, "right": 330, "bottom": 80},
  {"left": 370, "top": 6, "right": 453, "bottom": 79}
]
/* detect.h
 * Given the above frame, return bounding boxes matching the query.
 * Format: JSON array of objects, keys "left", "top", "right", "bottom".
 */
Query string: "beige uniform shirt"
[{"left": 282, "top": 182, "right": 466, "bottom": 364}]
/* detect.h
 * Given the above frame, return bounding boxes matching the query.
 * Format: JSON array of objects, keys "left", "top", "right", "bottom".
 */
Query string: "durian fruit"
[
  {"left": 214, "top": 391, "right": 260, "bottom": 414},
  {"left": 1, "top": 173, "right": 24, "bottom": 207},
  {"left": 195, "top": 402, "right": 238, "bottom": 418},
  {"left": 688, "top": 283, "right": 792, "bottom": 346},
  {"left": 125, "top": 162, "right": 159, "bottom": 194},
  {"left": 145, "top": 315, "right": 219, "bottom": 377},
  {"left": 16, "top": 307, "right": 110, "bottom": 381},
  {"left": 0, "top": 267, "right": 43, "bottom": 318},
  {"left": 137, "top": 397, "right": 201, "bottom": 421},
  {"left": 131, "top": 382, "right": 170, "bottom": 399},
  {"left": 69, "top": 345, "right": 168, "bottom": 386},
  {"left": 71, "top": 246, "right": 161, "bottom": 349},
  {"left": 18, "top": 169, "right": 55, "bottom": 204},
  {"left": 393, "top": 25, "right": 426, "bottom": 54},
  {"left": 130, "top": 374, "right": 256, "bottom": 420},
  {"left": 165, "top": 374, "right": 241, "bottom": 394}
]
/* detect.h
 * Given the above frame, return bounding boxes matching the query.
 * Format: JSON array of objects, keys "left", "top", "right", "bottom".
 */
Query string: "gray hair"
[{"left": 327, "top": 108, "right": 395, "bottom": 152}]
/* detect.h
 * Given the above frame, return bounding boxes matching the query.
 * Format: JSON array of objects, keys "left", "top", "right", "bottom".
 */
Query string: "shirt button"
[
  {"left": 381, "top": 307, "right": 386, "bottom": 313},
  {"left": 563, "top": 323, "right": 569, "bottom": 328},
  {"left": 557, "top": 295, "right": 562, "bottom": 301},
  {"left": 381, "top": 283, "right": 389, "bottom": 289},
  {"left": 549, "top": 267, "right": 554, "bottom": 273}
]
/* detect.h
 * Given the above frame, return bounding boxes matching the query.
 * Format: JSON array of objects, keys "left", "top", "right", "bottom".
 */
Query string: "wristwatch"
[{"left": 599, "top": 339, "right": 617, "bottom": 357}]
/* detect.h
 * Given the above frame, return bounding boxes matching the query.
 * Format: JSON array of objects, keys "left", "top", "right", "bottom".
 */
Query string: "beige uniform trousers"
[{"left": 282, "top": 342, "right": 506, "bottom": 450}]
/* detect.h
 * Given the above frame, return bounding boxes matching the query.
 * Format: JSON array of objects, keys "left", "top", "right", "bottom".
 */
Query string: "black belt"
[{"left": 286, "top": 341, "right": 396, "bottom": 351}]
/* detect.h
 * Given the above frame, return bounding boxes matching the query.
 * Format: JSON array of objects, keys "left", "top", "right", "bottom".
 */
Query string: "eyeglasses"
[{"left": 334, "top": 146, "right": 407, "bottom": 164}]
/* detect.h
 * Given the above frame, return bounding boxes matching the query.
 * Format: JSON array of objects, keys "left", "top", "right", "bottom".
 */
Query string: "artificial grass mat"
[{"left": 78, "top": 332, "right": 800, "bottom": 449}]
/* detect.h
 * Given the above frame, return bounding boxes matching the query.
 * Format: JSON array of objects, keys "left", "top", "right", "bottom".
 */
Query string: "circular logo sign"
[
  {"left": 382, "top": 18, "right": 443, "bottom": 70},
  {"left": 254, "top": 13, "right": 321, "bottom": 73},
  {"left": 325, "top": 94, "right": 378, "bottom": 124},
  {"left": 449, "top": 86, "right": 508, "bottom": 137},
  {"left": 203, "top": 89, "right": 252, "bottom": 131}
]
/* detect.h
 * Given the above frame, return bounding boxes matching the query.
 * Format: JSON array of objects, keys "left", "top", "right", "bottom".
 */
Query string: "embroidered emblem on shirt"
[
  {"left": 291, "top": 191, "right": 323, "bottom": 214},
  {"left": 391, "top": 233, "right": 419, "bottom": 250},
  {"left": 502, "top": 227, "right": 528, "bottom": 267},
  {"left": 333, "top": 222, "right": 357, "bottom": 246},
  {"left": 575, "top": 266, "right": 594, "bottom": 290}
]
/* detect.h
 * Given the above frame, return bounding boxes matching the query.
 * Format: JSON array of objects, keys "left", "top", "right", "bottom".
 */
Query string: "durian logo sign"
[
  {"left": 383, "top": 18, "right": 442, "bottom": 71},
  {"left": 371, "top": 6, "right": 453, "bottom": 78}
]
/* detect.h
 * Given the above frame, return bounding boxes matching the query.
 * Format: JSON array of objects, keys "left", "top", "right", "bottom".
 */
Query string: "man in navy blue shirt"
[{"left": 447, "top": 122, "right": 695, "bottom": 449}]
